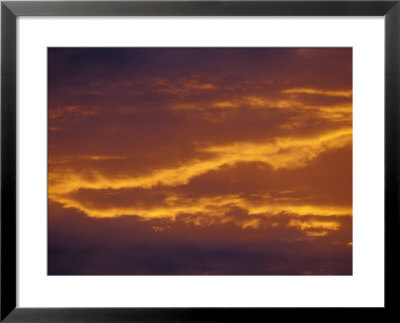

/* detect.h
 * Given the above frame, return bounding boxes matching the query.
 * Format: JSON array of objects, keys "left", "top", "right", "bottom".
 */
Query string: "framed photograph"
[{"left": 1, "top": 0, "right": 399, "bottom": 321}]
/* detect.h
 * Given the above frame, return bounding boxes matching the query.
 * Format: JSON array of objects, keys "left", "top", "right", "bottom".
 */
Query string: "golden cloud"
[
  {"left": 282, "top": 88, "right": 352, "bottom": 98},
  {"left": 49, "top": 127, "right": 352, "bottom": 196}
]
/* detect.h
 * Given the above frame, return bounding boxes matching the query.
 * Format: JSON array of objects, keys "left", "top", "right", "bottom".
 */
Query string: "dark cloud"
[{"left": 48, "top": 202, "right": 351, "bottom": 275}]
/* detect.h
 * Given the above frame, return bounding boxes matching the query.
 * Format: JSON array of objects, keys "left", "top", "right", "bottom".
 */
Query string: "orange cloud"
[
  {"left": 282, "top": 88, "right": 352, "bottom": 98},
  {"left": 170, "top": 96, "right": 303, "bottom": 111},
  {"left": 49, "top": 105, "right": 100, "bottom": 119},
  {"left": 78, "top": 155, "right": 127, "bottom": 161},
  {"left": 48, "top": 128, "right": 352, "bottom": 196},
  {"left": 49, "top": 188, "right": 352, "bottom": 226},
  {"left": 288, "top": 219, "right": 341, "bottom": 236}
]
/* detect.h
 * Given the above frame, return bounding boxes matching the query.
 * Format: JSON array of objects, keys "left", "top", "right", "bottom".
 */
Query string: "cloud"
[
  {"left": 77, "top": 155, "right": 127, "bottom": 161},
  {"left": 48, "top": 48, "right": 353, "bottom": 275},
  {"left": 47, "top": 146, "right": 352, "bottom": 237},
  {"left": 282, "top": 88, "right": 352, "bottom": 98},
  {"left": 49, "top": 105, "right": 100, "bottom": 120},
  {"left": 48, "top": 201, "right": 352, "bottom": 275},
  {"left": 48, "top": 127, "right": 352, "bottom": 198},
  {"left": 50, "top": 187, "right": 352, "bottom": 221}
]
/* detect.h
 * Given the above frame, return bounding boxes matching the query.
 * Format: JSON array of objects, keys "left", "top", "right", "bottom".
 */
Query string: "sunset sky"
[{"left": 48, "top": 48, "right": 352, "bottom": 275}]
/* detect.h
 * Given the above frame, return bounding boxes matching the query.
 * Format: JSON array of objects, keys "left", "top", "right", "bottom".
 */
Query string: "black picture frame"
[{"left": 1, "top": 1, "right": 399, "bottom": 321}]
